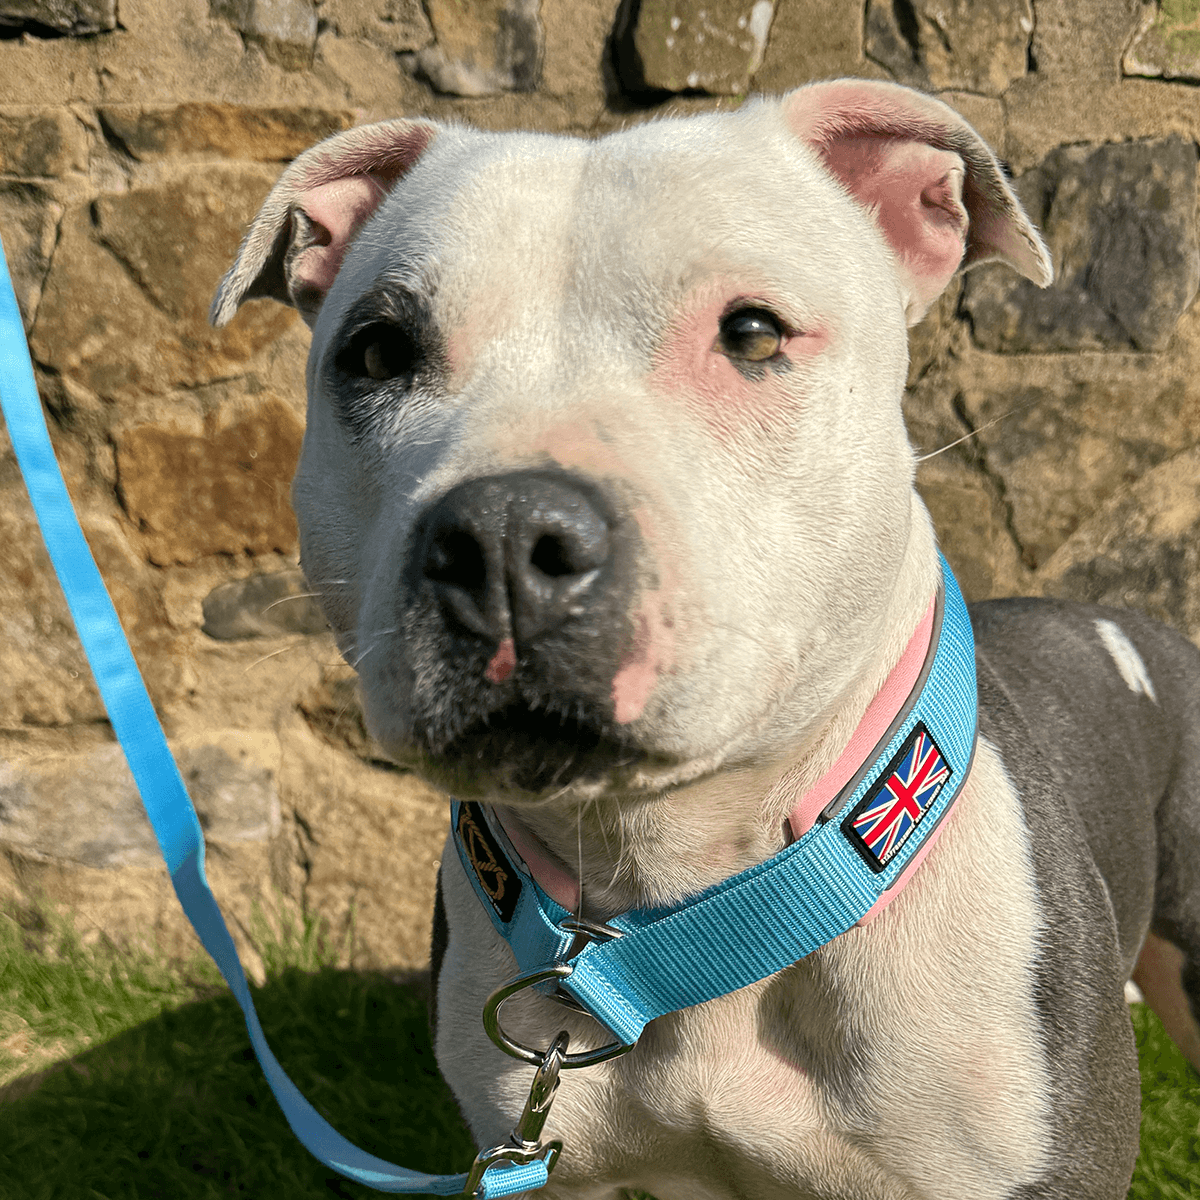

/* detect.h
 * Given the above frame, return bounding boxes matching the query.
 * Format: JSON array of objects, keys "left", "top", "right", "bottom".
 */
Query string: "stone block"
[
  {"left": 959, "top": 380, "right": 1196, "bottom": 568},
  {"left": 321, "top": 0, "right": 433, "bottom": 53},
  {"left": 0, "top": 732, "right": 280, "bottom": 870},
  {"left": 865, "top": 0, "right": 1031, "bottom": 95},
  {"left": 0, "top": 0, "right": 116, "bottom": 35},
  {"left": 1037, "top": 444, "right": 1200, "bottom": 639},
  {"left": 915, "top": 451, "right": 1032, "bottom": 601},
  {"left": 962, "top": 137, "right": 1200, "bottom": 353},
  {"left": 202, "top": 568, "right": 329, "bottom": 639},
  {"left": 0, "top": 184, "right": 62, "bottom": 332},
  {"left": 1031, "top": 0, "right": 1144, "bottom": 80},
  {"left": 210, "top": 0, "right": 319, "bottom": 70},
  {"left": 115, "top": 397, "right": 303, "bottom": 566},
  {"left": 0, "top": 109, "right": 87, "bottom": 176},
  {"left": 1124, "top": 0, "right": 1200, "bottom": 80},
  {"left": 97, "top": 104, "right": 355, "bottom": 162},
  {"left": 0, "top": 501, "right": 181, "bottom": 727},
  {"left": 751, "top": 0, "right": 864, "bottom": 90},
  {"left": 29, "top": 166, "right": 298, "bottom": 398},
  {"left": 411, "top": 0, "right": 543, "bottom": 95},
  {"left": 623, "top": 0, "right": 776, "bottom": 94},
  {"left": 277, "top": 710, "right": 449, "bottom": 971},
  {"left": 0, "top": 731, "right": 294, "bottom": 980}
]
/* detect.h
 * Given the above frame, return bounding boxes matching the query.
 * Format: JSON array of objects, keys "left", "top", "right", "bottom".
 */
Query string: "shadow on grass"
[
  {"left": 2, "top": 887, "right": 1197, "bottom": 1200},
  {"left": 0, "top": 963, "right": 476, "bottom": 1199}
]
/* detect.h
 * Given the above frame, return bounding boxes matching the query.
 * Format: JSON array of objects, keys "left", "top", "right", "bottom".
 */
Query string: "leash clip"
[
  {"left": 461, "top": 1031, "right": 569, "bottom": 1197},
  {"left": 483, "top": 964, "right": 635, "bottom": 1068}
]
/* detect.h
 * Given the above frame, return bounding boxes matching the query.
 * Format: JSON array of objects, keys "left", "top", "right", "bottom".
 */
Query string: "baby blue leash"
[
  {"left": 0, "top": 224, "right": 980, "bottom": 1195},
  {"left": 0, "top": 236, "right": 549, "bottom": 1198}
]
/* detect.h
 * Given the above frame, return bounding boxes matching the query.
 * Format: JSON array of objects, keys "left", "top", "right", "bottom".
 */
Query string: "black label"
[{"left": 457, "top": 802, "right": 521, "bottom": 923}]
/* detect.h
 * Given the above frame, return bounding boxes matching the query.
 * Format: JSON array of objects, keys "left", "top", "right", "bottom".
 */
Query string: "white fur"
[{"left": 1094, "top": 618, "right": 1158, "bottom": 703}]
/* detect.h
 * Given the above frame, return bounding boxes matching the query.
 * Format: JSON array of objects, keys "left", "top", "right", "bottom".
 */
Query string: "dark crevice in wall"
[{"left": 950, "top": 391, "right": 1037, "bottom": 569}]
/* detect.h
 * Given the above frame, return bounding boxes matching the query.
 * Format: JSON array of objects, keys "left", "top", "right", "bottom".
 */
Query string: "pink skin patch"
[
  {"left": 650, "top": 288, "right": 828, "bottom": 441},
  {"left": 485, "top": 637, "right": 516, "bottom": 684},
  {"left": 612, "top": 591, "right": 676, "bottom": 725}
]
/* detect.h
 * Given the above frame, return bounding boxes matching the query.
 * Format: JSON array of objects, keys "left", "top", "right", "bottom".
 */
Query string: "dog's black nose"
[{"left": 416, "top": 471, "right": 613, "bottom": 648}]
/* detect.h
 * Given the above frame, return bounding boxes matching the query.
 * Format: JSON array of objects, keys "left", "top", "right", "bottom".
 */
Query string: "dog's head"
[{"left": 213, "top": 80, "right": 1050, "bottom": 804}]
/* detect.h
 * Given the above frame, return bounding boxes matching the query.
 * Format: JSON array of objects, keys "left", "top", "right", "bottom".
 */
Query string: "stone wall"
[{"left": 1, "top": 0, "right": 1198, "bottom": 975}]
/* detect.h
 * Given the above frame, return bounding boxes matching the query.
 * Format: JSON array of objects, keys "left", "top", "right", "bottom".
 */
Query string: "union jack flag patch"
[{"left": 842, "top": 722, "right": 951, "bottom": 873}]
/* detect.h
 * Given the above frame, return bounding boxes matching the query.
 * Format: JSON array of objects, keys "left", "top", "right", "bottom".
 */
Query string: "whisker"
[
  {"left": 261, "top": 592, "right": 325, "bottom": 613},
  {"left": 243, "top": 640, "right": 306, "bottom": 673},
  {"left": 914, "top": 395, "right": 1043, "bottom": 463},
  {"left": 348, "top": 626, "right": 399, "bottom": 669}
]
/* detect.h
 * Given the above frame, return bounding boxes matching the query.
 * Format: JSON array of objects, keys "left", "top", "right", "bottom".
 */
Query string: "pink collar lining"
[{"left": 494, "top": 595, "right": 939, "bottom": 924}]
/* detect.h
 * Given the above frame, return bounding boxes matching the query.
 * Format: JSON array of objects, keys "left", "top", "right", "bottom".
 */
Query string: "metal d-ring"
[{"left": 482, "top": 964, "right": 635, "bottom": 1069}]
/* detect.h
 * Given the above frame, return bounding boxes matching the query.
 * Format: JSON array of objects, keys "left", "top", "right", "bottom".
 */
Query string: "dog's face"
[{"left": 213, "top": 81, "right": 1050, "bottom": 805}]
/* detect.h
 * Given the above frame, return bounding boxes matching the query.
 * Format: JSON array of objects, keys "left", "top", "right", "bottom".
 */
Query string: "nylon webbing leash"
[{"left": 0, "top": 235, "right": 552, "bottom": 1199}]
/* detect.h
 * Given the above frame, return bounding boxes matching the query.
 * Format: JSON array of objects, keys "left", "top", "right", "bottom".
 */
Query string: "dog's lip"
[{"left": 418, "top": 700, "right": 647, "bottom": 796}]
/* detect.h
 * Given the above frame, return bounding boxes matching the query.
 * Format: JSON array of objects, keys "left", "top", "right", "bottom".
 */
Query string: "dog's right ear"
[{"left": 210, "top": 119, "right": 437, "bottom": 329}]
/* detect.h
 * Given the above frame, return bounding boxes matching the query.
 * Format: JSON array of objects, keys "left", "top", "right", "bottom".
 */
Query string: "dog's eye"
[
  {"left": 338, "top": 323, "right": 420, "bottom": 382},
  {"left": 717, "top": 308, "right": 784, "bottom": 362}
]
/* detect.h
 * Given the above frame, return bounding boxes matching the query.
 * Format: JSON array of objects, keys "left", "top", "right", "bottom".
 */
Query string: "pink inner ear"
[
  {"left": 818, "top": 136, "right": 969, "bottom": 318},
  {"left": 289, "top": 175, "right": 389, "bottom": 298}
]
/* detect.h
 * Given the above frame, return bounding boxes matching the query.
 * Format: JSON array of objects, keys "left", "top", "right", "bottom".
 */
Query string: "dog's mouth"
[{"left": 418, "top": 701, "right": 646, "bottom": 796}]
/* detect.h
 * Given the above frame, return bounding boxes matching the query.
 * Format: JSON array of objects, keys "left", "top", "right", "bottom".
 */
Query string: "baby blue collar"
[{"left": 453, "top": 555, "right": 978, "bottom": 1055}]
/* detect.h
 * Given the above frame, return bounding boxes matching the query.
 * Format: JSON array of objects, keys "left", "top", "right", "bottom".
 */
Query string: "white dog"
[{"left": 213, "top": 80, "right": 1200, "bottom": 1200}]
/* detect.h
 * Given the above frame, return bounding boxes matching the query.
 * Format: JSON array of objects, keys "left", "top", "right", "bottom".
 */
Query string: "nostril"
[
  {"left": 530, "top": 533, "right": 578, "bottom": 578},
  {"left": 426, "top": 529, "right": 487, "bottom": 593}
]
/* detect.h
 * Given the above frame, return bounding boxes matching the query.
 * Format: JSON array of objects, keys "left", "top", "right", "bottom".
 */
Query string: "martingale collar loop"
[{"left": 454, "top": 555, "right": 978, "bottom": 1049}]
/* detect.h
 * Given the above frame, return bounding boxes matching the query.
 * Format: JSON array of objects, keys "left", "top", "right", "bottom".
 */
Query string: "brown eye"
[
  {"left": 717, "top": 307, "right": 784, "bottom": 362},
  {"left": 338, "top": 322, "right": 420, "bottom": 382}
]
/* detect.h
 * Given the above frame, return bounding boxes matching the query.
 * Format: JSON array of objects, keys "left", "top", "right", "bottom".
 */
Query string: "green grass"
[{"left": 1, "top": 898, "right": 1198, "bottom": 1198}]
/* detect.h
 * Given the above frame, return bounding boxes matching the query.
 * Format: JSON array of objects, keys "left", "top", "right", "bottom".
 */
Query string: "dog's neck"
[{"left": 497, "top": 500, "right": 943, "bottom": 919}]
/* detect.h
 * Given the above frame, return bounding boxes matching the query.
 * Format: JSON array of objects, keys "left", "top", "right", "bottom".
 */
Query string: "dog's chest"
[{"left": 438, "top": 738, "right": 1053, "bottom": 1200}]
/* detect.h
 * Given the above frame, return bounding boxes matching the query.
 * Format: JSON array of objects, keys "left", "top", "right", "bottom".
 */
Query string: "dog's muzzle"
[{"left": 401, "top": 469, "right": 644, "bottom": 792}]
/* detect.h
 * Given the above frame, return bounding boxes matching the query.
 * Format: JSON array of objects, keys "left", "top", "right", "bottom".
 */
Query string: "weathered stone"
[
  {"left": 960, "top": 380, "right": 1197, "bottom": 568},
  {"left": 97, "top": 104, "right": 355, "bottom": 162},
  {"left": 29, "top": 167, "right": 297, "bottom": 398},
  {"left": 916, "top": 451, "right": 1032, "bottom": 601},
  {"left": 905, "top": 374, "right": 1033, "bottom": 600},
  {"left": 0, "top": 732, "right": 295, "bottom": 981},
  {"left": 202, "top": 569, "right": 329, "bottom": 639},
  {"left": 865, "top": 0, "right": 1031, "bottom": 94},
  {"left": 1036, "top": 444, "right": 1200, "bottom": 639},
  {"left": 0, "top": 184, "right": 62, "bottom": 332},
  {"left": 0, "top": 733, "right": 279, "bottom": 869},
  {"left": 210, "top": 0, "right": 319, "bottom": 70},
  {"left": 0, "top": 499, "right": 182, "bottom": 727},
  {"left": 622, "top": 0, "right": 776, "bottom": 95},
  {"left": 540, "top": 0, "right": 612, "bottom": 103},
  {"left": 751, "top": 0, "right": 863, "bottom": 91},
  {"left": 1125, "top": 0, "right": 1200, "bottom": 80},
  {"left": 278, "top": 709, "right": 448, "bottom": 970},
  {"left": 298, "top": 667, "right": 375, "bottom": 762},
  {"left": 0, "top": 109, "right": 87, "bottom": 176},
  {"left": 0, "top": 0, "right": 115, "bottom": 35},
  {"left": 1031, "top": 0, "right": 1144, "bottom": 80},
  {"left": 962, "top": 138, "right": 1200, "bottom": 353},
  {"left": 411, "top": 0, "right": 543, "bottom": 95},
  {"left": 321, "top": 0, "right": 433, "bottom": 53},
  {"left": 115, "top": 397, "right": 303, "bottom": 565}
]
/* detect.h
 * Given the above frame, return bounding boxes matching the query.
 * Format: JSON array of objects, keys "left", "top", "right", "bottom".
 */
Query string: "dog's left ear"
[{"left": 783, "top": 79, "right": 1052, "bottom": 324}]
